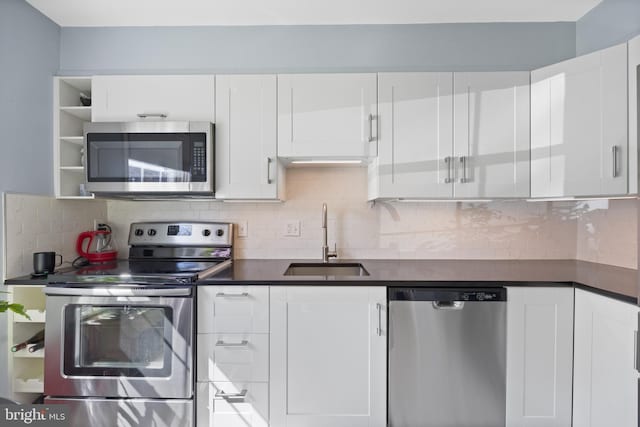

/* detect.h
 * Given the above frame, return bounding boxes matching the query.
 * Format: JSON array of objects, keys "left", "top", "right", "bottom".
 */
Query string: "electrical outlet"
[
  {"left": 284, "top": 220, "right": 301, "bottom": 237},
  {"left": 237, "top": 221, "right": 248, "bottom": 238}
]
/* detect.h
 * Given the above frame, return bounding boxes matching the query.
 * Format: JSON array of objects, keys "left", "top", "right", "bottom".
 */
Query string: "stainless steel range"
[{"left": 44, "top": 221, "right": 233, "bottom": 427}]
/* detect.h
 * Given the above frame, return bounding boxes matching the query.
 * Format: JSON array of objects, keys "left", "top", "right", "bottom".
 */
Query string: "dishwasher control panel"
[{"left": 389, "top": 287, "right": 507, "bottom": 302}]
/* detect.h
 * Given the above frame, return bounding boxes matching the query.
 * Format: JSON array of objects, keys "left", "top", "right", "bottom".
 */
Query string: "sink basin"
[{"left": 284, "top": 263, "right": 370, "bottom": 277}]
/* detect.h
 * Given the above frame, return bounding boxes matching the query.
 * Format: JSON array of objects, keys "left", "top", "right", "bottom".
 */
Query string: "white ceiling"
[{"left": 25, "top": 0, "right": 602, "bottom": 27}]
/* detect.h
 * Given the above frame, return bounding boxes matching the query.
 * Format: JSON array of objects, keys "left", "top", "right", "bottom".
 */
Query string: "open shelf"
[{"left": 55, "top": 77, "right": 92, "bottom": 198}]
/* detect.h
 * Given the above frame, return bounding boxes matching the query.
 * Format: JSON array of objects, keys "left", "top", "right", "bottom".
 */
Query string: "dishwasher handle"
[{"left": 432, "top": 301, "right": 465, "bottom": 310}]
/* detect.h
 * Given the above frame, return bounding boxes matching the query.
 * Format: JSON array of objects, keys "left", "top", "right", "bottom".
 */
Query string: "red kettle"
[{"left": 76, "top": 230, "right": 118, "bottom": 263}]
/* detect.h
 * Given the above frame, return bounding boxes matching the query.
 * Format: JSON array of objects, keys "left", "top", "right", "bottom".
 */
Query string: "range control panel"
[{"left": 128, "top": 222, "right": 233, "bottom": 247}]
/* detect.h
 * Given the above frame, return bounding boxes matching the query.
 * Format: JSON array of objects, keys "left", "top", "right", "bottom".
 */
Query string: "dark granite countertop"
[
  {"left": 201, "top": 259, "right": 639, "bottom": 303},
  {"left": 6, "top": 259, "right": 637, "bottom": 304}
]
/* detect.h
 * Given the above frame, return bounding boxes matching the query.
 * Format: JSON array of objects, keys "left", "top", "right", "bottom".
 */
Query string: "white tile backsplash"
[
  {"left": 4, "top": 193, "right": 108, "bottom": 278},
  {"left": 575, "top": 198, "right": 637, "bottom": 269},
  {"left": 108, "top": 168, "right": 580, "bottom": 261},
  {"left": 5, "top": 170, "right": 635, "bottom": 274}
]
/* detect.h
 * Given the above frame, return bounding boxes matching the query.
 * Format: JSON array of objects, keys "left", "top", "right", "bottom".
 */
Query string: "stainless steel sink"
[{"left": 284, "top": 263, "right": 370, "bottom": 277}]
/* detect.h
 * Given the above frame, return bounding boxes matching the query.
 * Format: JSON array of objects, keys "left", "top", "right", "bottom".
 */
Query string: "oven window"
[{"left": 63, "top": 305, "right": 173, "bottom": 377}]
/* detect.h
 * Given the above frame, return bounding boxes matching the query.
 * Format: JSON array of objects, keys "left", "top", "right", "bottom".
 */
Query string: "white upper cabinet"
[
  {"left": 506, "top": 287, "right": 574, "bottom": 427},
  {"left": 531, "top": 43, "right": 628, "bottom": 197},
  {"left": 277, "top": 73, "right": 377, "bottom": 159},
  {"left": 270, "top": 286, "right": 386, "bottom": 427},
  {"left": 628, "top": 35, "right": 640, "bottom": 194},
  {"left": 215, "top": 75, "right": 282, "bottom": 200},
  {"left": 573, "top": 289, "right": 639, "bottom": 427},
  {"left": 453, "top": 72, "right": 531, "bottom": 198},
  {"left": 92, "top": 75, "right": 215, "bottom": 122},
  {"left": 369, "top": 72, "right": 454, "bottom": 199}
]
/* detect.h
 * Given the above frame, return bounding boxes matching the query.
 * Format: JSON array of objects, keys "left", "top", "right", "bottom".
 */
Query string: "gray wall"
[
  {"left": 0, "top": 0, "right": 60, "bottom": 399},
  {"left": 59, "top": 22, "right": 576, "bottom": 74},
  {"left": 576, "top": 0, "right": 640, "bottom": 55},
  {"left": 0, "top": 0, "right": 60, "bottom": 196}
]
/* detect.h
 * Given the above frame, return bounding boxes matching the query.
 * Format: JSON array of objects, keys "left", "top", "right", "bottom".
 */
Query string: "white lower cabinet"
[
  {"left": 506, "top": 287, "right": 574, "bottom": 427},
  {"left": 197, "top": 286, "right": 270, "bottom": 427},
  {"left": 269, "top": 286, "right": 386, "bottom": 427},
  {"left": 197, "top": 382, "right": 269, "bottom": 427},
  {"left": 573, "top": 289, "right": 639, "bottom": 427}
]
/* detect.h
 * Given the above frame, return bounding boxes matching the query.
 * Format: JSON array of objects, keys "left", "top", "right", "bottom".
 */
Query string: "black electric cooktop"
[{"left": 47, "top": 259, "right": 231, "bottom": 285}]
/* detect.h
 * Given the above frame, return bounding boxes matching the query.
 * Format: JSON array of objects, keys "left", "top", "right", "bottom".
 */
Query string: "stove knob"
[
  {"left": 135, "top": 228, "right": 144, "bottom": 236},
  {"left": 203, "top": 229, "right": 211, "bottom": 237},
  {"left": 216, "top": 229, "right": 224, "bottom": 237},
  {"left": 147, "top": 229, "right": 157, "bottom": 236}
]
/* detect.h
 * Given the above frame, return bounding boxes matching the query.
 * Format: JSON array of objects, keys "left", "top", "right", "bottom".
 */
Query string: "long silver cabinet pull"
[
  {"left": 216, "top": 340, "right": 249, "bottom": 347},
  {"left": 376, "top": 303, "right": 383, "bottom": 336},
  {"left": 44, "top": 287, "right": 191, "bottom": 297},
  {"left": 137, "top": 113, "right": 168, "bottom": 119},
  {"left": 459, "top": 156, "right": 468, "bottom": 183},
  {"left": 368, "top": 114, "right": 374, "bottom": 142},
  {"left": 266, "top": 157, "right": 273, "bottom": 184},
  {"left": 216, "top": 292, "right": 249, "bottom": 298},
  {"left": 635, "top": 331, "right": 639, "bottom": 372},
  {"left": 215, "top": 389, "right": 248, "bottom": 399},
  {"left": 444, "top": 157, "right": 453, "bottom": 183},
  {"left": 612, "top": 146, "right": 619, "bottom": 178}
]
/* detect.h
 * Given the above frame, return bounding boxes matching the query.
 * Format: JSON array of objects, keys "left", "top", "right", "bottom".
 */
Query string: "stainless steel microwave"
[{"left": 84, "top": 121, "right": 214, "bottom": 196}]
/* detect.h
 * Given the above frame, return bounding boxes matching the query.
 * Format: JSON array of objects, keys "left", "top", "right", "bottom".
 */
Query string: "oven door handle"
[{"left": 44, "top": 287, "right": 192, "bottom": 297}]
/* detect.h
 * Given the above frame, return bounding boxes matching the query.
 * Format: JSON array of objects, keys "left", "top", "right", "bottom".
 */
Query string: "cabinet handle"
[
  {"left": 635, "top": 331, "right": 639, "bottom": 372},
  {"left": 459, "top": 156, "right": 468, "bottom": 183},
  {"left": 266, "top": 157, "right": 272, "bottom": 184},
  {"left": 216, "top": 340, "right": 249, "bottom": 348},
  {"left": 612, "top": 146, "right": 619, "bottom": 178},
  {"left": 136, "top": 113, "right": 168, "bottom": 119},
  {"left": 444, "top": 157, "right": 453, "bottom": 184},
  {"left": 215, "top": 292, "right": 249, "bottom": 298},
  {"left": 368, "top": 114, "right": 374, "bottom": 143},
  {"left": 376, "top": 303, "right": 383, "bottom": 336},
  {"left": 215, "top": 389, "right": 247, "bottom": 400}
]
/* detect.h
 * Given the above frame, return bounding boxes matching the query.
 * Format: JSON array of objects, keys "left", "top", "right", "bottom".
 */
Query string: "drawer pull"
[
  {"left": 216, "top": 340, "right": 249, "bottom": 347},
  {"left": 216, "top": 292, "right": 249, "bottom": 298},
  {"left": 215, "top": 389, "right": 248, "bottom": 400}
]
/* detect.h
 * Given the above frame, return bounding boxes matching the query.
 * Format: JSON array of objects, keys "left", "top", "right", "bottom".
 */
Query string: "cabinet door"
[
  {"left": 270, "top": 286, "right": 386, "bottom": 427},
  {"left": 215, "top": 75, "right": 279, "bottom": 199},
  {"left": 371, "top": 72, "right": 454, "bottom": 199},
  {"left": 92, "top": 75, "right": 215, "bottom": 122},
  {"left": 277, "top": 74, "right": 377, "bottom": 158},
  {"left": 573, "top": 289, "right": 639, "bottom": 427},
  {"left": 453, "top": 72, "right": 530, "bottom": 198},
  {"left": 505, "top": 287, "right": 574, "bottom": 427},
  {"left": 531, "top": 43, "right": 628, "bottom": 197},
  {"left": 629, "top": 35, "right": 640, "bottom": 194}
]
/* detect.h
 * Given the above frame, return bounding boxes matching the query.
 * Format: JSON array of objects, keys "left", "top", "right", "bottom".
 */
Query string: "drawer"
[
  {"left": 197, "top": 333, "right": 269, "bottom": 382},
  {"left": 198, "top": 286, "right": 269, "bottom": 333},
  {"left": 197, "top": 381, "right": 268, "bottom": 427}
]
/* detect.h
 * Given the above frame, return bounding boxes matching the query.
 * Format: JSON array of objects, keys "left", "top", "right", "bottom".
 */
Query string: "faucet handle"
[{"left": 329, "top": 243, "right": 338, "bottom": 259}]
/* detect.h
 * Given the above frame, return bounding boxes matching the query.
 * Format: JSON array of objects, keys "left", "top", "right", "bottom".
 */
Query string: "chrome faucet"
[{"left": 322, "top": 203, "right": 338, "bottom": 263}]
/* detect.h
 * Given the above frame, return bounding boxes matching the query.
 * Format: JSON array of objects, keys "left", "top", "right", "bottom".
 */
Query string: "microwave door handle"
[
  {"left": 44, "top": 287, "right": 192, "bottom": 297},
  {"left": 137, "top": 113, "right": 168, "bottom": 119}
]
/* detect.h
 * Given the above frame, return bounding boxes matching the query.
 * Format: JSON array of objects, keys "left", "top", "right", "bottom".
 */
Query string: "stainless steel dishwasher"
[{"left": 388, "top": 287, "right": 507, "bottom": 427}]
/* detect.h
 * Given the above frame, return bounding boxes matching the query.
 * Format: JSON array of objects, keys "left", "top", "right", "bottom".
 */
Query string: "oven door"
[
  {"left": 84, "top": 121, "right": 213, "bottom": 194},
  {"left": 44, "top": 286, "right": 193, "bottom": 399}
]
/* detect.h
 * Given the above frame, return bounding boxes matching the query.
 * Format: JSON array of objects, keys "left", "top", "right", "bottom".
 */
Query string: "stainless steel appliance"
[
  {"left": 44, "top": 221, "right": 233, "bottom": 427},
  {"left": 84, "top": 121, "right": 214, "bottom": 196},
  {"left": 388, "top": 287, "right": 507, "bottom": 427}
]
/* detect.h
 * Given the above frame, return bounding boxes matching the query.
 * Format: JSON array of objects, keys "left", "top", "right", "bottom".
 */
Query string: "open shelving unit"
[
  {"left": 54, "top": 77, "right": 94, "bottom": 199},
  {"left": 7, "top": 285, "right": 46, "bottom": 403}
]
